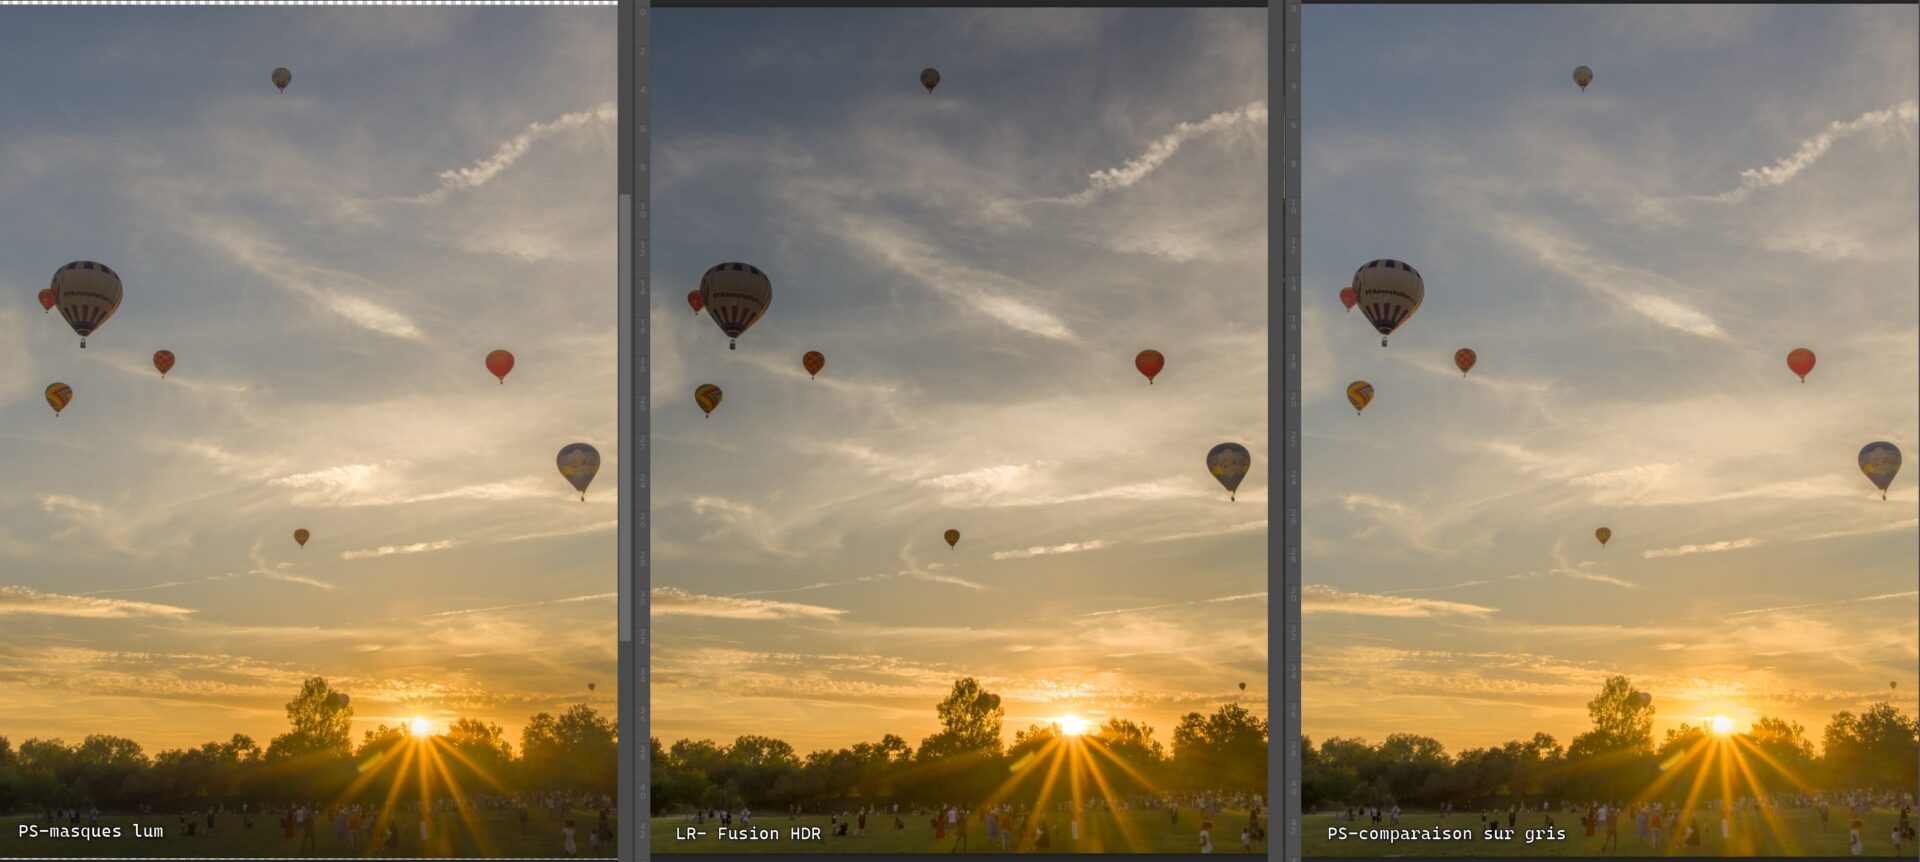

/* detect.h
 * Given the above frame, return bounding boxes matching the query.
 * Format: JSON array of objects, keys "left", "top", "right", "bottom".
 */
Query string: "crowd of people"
[
  {"left": 678, "top": 791, "right": 1266, "bottom": 853},
  {"left": 1325, "top": 788, "right": 1917, "bottom": 856},
  {"left": 36, "top": 791, "right": 617, "bottom": 856}
]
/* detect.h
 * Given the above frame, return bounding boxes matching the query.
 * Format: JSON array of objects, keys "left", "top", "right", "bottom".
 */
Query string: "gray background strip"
[
  {"left": 620, "top": 1, "right": 651, "bottom": 861},
  {"left": 1279, "top": 2, "right": 1300, "bottom": 861}
]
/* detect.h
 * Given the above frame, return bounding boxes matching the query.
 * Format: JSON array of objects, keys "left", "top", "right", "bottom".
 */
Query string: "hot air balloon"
[
  {"left": 153, "top": 350, "right": 175, "bottom": 378},
  {"left": 1891, "top": 681, "right": 1898, "bottom": 690},
  {"left": 695, "top": 384, "right": 724, "bottom": 417},
  {"left": 51, "top": 261, "right": 123, "bottom": 348},
  {"left": 1136, "top": 349, "right": 1165, "bottom": 384},
  {"left": 1859, "top": 441, "right": 1901, "bottom": 500},
  {"left": 331, "top": 692, "right": 350, "bottom": 708},
  {"left": 687, "top": 290, "right": 705, "bottom": 315},
  {"left": 1351, "top": 259, "right": 1423, "bottom": 347},
  {"left": 802, "top": 351, "right": 825, "bottom": 379},
  {"left": 1238, "top": 682, "right": 1247, "bottom": 691},
  {"left": 1207, "top": 442, "right": 1251, "bottom": 501},
  {"left": 588, "top": 682, "right": 597, "bottom": 692},
  {"left": 1339, "top": 286, "right": 1357, "bottom": 313},
  {"left": 1454, "top": 348, "right": 1476, "bottom": 377},
  {"left": 45, "top": 383, "right": 72, "bottom": 416},
  {"left": 38, "top": 287, "right": 54, "bottom": 313},
  {"left": 944, "top": 529, "right": 961, "bottom": 549},
  {"left": 1595, "top": 527, "right": 1611, "bottom": 547},
  {"left": 294, "top": 529, "right": 310, "bottom": 548},
  {"left": 1346, "top": 381, "right": 1374, "bottom": 415},
  {"left": 272, "top": 67, "right": 292, "bottom": 92},
  {"left": 920, "top": 68, "right": 941, "bottom": 93},
  {"left": 1573, "top": 66, "right": 1593, "bottom": 91},
  {"left": 1787, "top": 348, "right": 1815, "bottom": 383},
  {"left": 486, "top": 349, "right": 515, "bottom": 383},
  {"left": 557, "top": 443, "right": 601, "bottom": 501},
  {"left": 1635, "top": 691, "right": 1651, "bottom": 708},
  {"left": 699, "top": 262, "right": 772, "bottom": 350}
]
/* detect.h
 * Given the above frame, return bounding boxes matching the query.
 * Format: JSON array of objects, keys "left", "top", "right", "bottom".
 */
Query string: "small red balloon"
[
  {"left": 1454, "top": 348, "right": 1476, "bottom": 377},
  {"left": 486, "top": 349, "right": 515, "bottom": 383},
  {"left": 38, "top": 287, "right": 55, "bottom": 313},
  {"left": 153, "top": 350, "right": 175, "bottom": 378},
  {"left": 802, "top": 350, "right": 825, "bottom": 379},
  {"left": 1135, "top": 349, "right": 1165, "bottom": 384},
  {"left": 1787, "top": 348, "right": 1815, "bottom": 383},
  {"left": 687, "top": 290, "right": 705, "bottom": 315},
  {"left": 1339, "top": 286, "right": 1357, "bottom": 313}
]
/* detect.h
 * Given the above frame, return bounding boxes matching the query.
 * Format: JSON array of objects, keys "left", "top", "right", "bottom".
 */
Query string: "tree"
[{"left": 917, "top": 679, "right": 1004, "bottom": 760}]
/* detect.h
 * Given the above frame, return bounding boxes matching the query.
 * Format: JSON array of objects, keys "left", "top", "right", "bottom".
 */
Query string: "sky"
[
  {"left": 649, "top": 8, "right": 1269, "bottom": 754},
  {"left": 1300, "top": 5, "right": 1920, "bottom": 755},
  {"left": 0, "top": 8, "right": 618, "bottom": 754}
]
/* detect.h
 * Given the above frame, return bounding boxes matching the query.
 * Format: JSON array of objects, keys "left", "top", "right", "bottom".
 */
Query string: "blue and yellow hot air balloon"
[
  {"left": 1207, "top": 443, "right": 1252, "bottom": 501},
  {"left": 557, "top": 443, "right": 601, "bottom": 501},
  {"left": 1859, "top": 442, "right": 1902, "bottom": 500}
]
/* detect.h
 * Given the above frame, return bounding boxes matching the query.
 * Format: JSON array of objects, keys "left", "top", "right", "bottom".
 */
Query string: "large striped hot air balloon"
[
  {"left": 51, "top": 261, "right": 123, "bottom": 348},
  {"left": 1351, "top": 259, "right": 1423, "bottom": 347},
  {"left": 699, "top": 263, "right": 772, "bottom": 350}
]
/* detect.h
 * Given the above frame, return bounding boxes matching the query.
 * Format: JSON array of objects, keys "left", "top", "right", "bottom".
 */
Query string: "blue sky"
[
  {"left": 1301, "top": 5, "right": 1918, "bottom": 752},
  {"left": 0, "top": 7, "right": 617, "bottom": 751},
  {"left": 650, "top": 8, "right": 1269, "bottom": 752}
]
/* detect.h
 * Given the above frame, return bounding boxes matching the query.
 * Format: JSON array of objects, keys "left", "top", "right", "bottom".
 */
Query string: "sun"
[
  {"left": 1709, "top": 715, "right": 1735, "bottom": 736},
  {"left": 1057, "top": 715, "right": 1091, "bottom": 736},
  {"left": 410, "top": 716, "right": 433, "bottom": 737}
]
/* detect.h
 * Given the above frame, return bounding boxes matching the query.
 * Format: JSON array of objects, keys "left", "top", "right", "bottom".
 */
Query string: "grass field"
[
  {"left": 0, "top": 809, "right": 615, "bottom": 858},
  {"left": 649, "top": 808, "right": 1267, "bottom": 854},
  {"left": 1302, "top": 809, "right": 1916, "bottom": 857}
]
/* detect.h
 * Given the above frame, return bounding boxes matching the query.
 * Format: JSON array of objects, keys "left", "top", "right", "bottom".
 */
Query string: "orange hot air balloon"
[
  {"left": 943, "top": 529, "right": 960, "bottom": 549},
  {"left": 1787, "top": 348, "right": 1815, "bottom": 383},
  {"left": 46, "top": 383, "right": 72, "bottom": 416},
  {"left": 38, "top": 287, "right": 55, "bottom": 313},
  {"left": 1595, "top": 527, "right": 1611, "bottom": 547},
  {"left": 1135, "top": 349, "right": 1165, "bottom": 384},
  {"left": 294, "top": 529, "right": 310, "bottom": 548},
  {"left": 695, "top": 384, "right": 723, "bottom": 417},
  {"left": 687, "top": 290, "right": 705, "bottom": 315},
  {"left": 1339, "top": 286, "right": 1357, "bottom": 313},
  {"left": 1454, "top": 348, "right": 1476, "bottom": 377},
  {"left": 802, "top": 351, "right": 825, "bottom": 379},
  {"left": 153, "top": 350, "right": 175, "bottom": 378},
  {"left": 486, "top": 349, "right": 515, "bottom": 384}
]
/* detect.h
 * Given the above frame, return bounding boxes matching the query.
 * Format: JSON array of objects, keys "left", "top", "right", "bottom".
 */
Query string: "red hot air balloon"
[
  {"left": 1787, "top": 348, "right": 1815, "bottom": 383},
  {"left": 486, "top": 349, "right": 515, "bottom": 384},
  {"left": 1135, "top": 349, "right": 1165, "bottom": 384},
  {"left": 1339, "top": 286, "right": 1357, "bottom": 313},
  {"left": 802, "top": 351, "right": 825, "bottom": 379},
  {"left": 687, "top": 290, "right": 705, "bottom": 315},
  {"left": 153, "top": 350, "right": 175, "bottom": 378},
  {"left": 1454, "top": 348, "right": 1476, "bottom": 377},
  {"left": 38, "top": 287, "right": 55, "bottom": 313}
]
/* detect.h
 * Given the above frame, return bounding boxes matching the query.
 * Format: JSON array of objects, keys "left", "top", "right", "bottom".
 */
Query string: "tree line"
[
  {"left": 1302, "top": 676, "right": 1918, "bottom": 811},
  {"left": 650, "top": 677, "right": 1270, "bottom": 814},
  {"left": 0, "top": 678, "right": 616, "bottom": 813}
]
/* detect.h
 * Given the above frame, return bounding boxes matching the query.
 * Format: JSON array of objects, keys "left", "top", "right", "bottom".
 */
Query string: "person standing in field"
[
  {"left": 563, "top": 819, "right": 578, "bottom": 858},
  {"left": 1849, "top": 819, "right": 1863, "bottom": 856},
  {"left": 950, "top": 807, "right": 968, "bottom": 853}
]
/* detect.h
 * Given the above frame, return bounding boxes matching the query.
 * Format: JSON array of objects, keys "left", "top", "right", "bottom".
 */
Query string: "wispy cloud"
[
  {"left": 1302, "top": 584, "right": 1497, "bottom": 619},
  {"left": 0, "top": 586, "right": 196, "bottom": 620},
  {"left": 341, "top": 540, "right": 460, "bottom": 561},
  {"left": 651, "top": 587, "right": 847, "bottom": 622},
  {"left": 401, "top": 101, "right": 617, "bottom": 204},
  {"left": 1041, "top": 101, "right": 1267, "bottom": 205},
  {"left": 1642, "top": 538, "right": 1760, "bottom": 559},
  {"left": 992, "top": 540, "right": 1111, "bottom": 561},
  {"left": 1694, "top": 99, "right": 1919, "bottom": 203}
]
